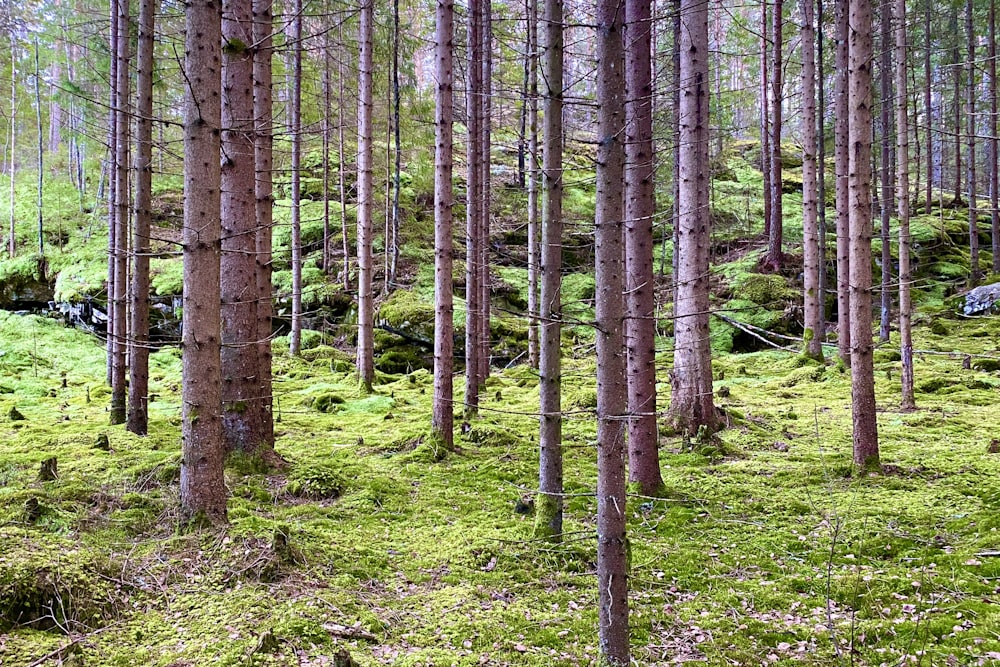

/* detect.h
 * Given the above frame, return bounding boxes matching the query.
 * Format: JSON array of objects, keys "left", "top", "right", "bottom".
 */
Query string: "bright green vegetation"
[{"left": 0, "top": 294, "right": 999, "bottom": 664}]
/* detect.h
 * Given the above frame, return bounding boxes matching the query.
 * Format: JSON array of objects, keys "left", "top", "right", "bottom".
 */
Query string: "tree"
[
  {"left": 356, "top": 0, "right": 375, "bottom": 391},
  {"left": 991, "top": 0, "right": 1000, "bottom": 274},
  {"left": 526, "top": 0, "right": 539, "bottom": 369},
  {"left": 288, "top": 0, "right": 303, "bottom": 356},
  {"left": 127, "top": 0, "right": 156, "bottom": 436},
  {"left": 534, "top": 0, "right": 564, "bottom": 539},
  {"left": 624, "top": 0, "right": 664, "bottom": 495},
  {"left": 763, "top": 0, "right": 783, "bottom": 271},
  {"left": 109, "top": 0, "right": 129, "bottom": 425},
  {"left": 594, "top": 2, "right": 628, "bottom": 662},
  {"left": 465, "top": 0, "right": 483, "bottom": 415},
  {"left": 801, "top": 0, "right": 822, "bottom": 360},
  {"left": 759, "top": 1, "right": 771, "bottom": 242},
  {"left": 477, "top": 0, "right": 492, "bottom": 389},
  {"left": 669, "top": 0, "right": 715, "bottom": 435},
  {"left": 895, "top": 0, "right": 915, "bottom": 411},
  {"left": 834, "top": 0, "right": 850, "bottom": 365},
  {"left": 848, "top": 0, "right": 879, "bottom": 470},
  {"left": 432, "top": 0, "right": 455, "bottom": 451},
  {"left": 221, "top": 0, "right": 266, "bottom": 453},
  {"left": 180, "top": 0, "right": 227, "bottom": 523},
  {"left": 253, "top": 0, "right": 275, "bottom": 454},
  {"left": 967, "top": 0, "right": 980, "bottom": 287},
  {"left": 878, "top": 0, "right": 892, "bottom": 342}
]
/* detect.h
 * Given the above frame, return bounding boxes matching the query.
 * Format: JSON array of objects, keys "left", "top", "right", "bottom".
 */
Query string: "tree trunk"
[
  {"left": 221, "top": 0, "right": 265, "bottom": 453},
  {"left": 478, "top": 0, "right": 492, "bottom": 387},
  {"left": 322, "top": 30, "right": 332, "bottom": 274},
  {"left": 127, "top": 0, "right": 155, "bottom": 436},
  {"left": 834, "top": 0, "right": 850, "bottom": 365},
  {"left": 817, "top": 0, "right": 827, "bottom": 340},
  {"left": 338, "top": 19, "right": 351, "bottom": 291},
  {"left": 878, "top": 0, "right": 892, "bottom": 342},
  {"left": 848, "top": 0, "right": 879, "bottom": 470},
  {"left": 534, "top": 0, "right": 564, "bottom": 540},
  {"left": 7, "top": 35, "right": 15, "bottom": 258},
  {"left": 765, "top": 0, "right": 783, "bottom": 270},
  {"left": 105, "top": 0, "right": 117, "bottom": 386},
  {"left": 760, "top": 0, "right": 771, "bottom": 239},
  {"left": 670, "top": 0, "right": 716, "bottom": 435},
  {"left": 992, "top": 0, "right": 1000, "bottom": 274},
  {"left": 624, "top": 0, "right": 663, "bottom": 495},
  {"left": 289, "top": 0, "right": 303, "bottom": 356},
  {"left": 967, "top": 0, "right": 980, "bottom": 287},
  {"left": 432, "top": 0, "right": 455, "bottom": 451},
  {"left": 526, "top": 0, "right": 539, "bottom": 369},
  {"left": 895, "top": 0, "right": 915, "bottom": 411},
  {"left": 390, "top": 0, "right": 402, "bottom": 288},
  {"left": 465, "top": 0, "right": 483, "bottom": 416},
  {"left": 801, "top": 0, "right": 822, "bottom": 360},
  {"left": 925, "top": 0, "right": 933, "bottom": 214},
  {"left": 356, "top": 0, "right": 375, "bottom": 390},
  {"left": 594, "top": 0, "right": 628, "bottom": 660},
  {"left": 952, "top": 5, "right": 962, "bottom": 205},
  {"left": 180, "top": 0, "right": 227, "bottom": 523},
  {"left": 109, "top": 0, "right": 129, "bottom": 425},
  {"left": 253, "top": 0, "right": 275, "bottom": 455}
]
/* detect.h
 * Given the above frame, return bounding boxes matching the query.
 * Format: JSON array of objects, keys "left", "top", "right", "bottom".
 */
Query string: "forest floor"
[{"left": 1, "top": 297, "right": 1000, "bottom": 666}]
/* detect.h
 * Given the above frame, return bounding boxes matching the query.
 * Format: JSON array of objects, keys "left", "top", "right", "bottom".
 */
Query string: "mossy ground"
[{"left": 0, "top": 298, "right": 999, "bottom": 665}]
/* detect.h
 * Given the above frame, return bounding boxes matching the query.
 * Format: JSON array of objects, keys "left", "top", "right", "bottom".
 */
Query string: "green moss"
[{"left": 731, "top": 273, "right": 795, "bottom": 305}]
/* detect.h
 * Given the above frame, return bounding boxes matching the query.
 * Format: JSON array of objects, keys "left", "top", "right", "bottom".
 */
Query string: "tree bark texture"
[
  {"left": 878, "top": 0, "right": 892, "bottom": 342},
  {"left": 465, "top": 0, "right": 483, "bottom": 415},
  {"left": 895, "top": 0, "right": 915, "bottom": 411},
  {"left": 624, "top": 0, "right": 663, "bottom": 495},
  {"left": 109, "top": 0, "right": 129, "bottom": 425},
  {"left": 180, "top": 0, "right": 227, "bottom": 523},
  {"left": 432, "top": 0, "right": 455, "bottom": 450},
  {"left": 670, "top": 0, "right": 716, "bottom": 436},
  {"left": 526, "top": 0, "right": 540, "bottom": 369},
  {"left": 765, "top": 0, "right": 783, "bottom": 270},
  {"left": 967, "top": 0, "right": 980, "bottom": 287},
  {"left": 801, "top": 0, "right": 823, "bottom": 360},
  {"left": 535, "top": 0, "right": 564, "bottom": 540},
  {"left": 128, "top": 0, "right": 156, "bottom": 436},
  {"left": 834, "top": 0, "right": 850, "bottom": 365},
  {"left": 991, "top": 0, "right": 1000, "bottom": 273},
  {"left": 594, "top": 3, "right": 629, "bottom": 662},
  {"left": 356, "top": 0, "right": 375, "bottom": 390},
  {"left": 848, "top": 0, "right": 879, "bottom": 470},
  {"left": 289, "top": 0, "right": 303, "bottom": 356}
]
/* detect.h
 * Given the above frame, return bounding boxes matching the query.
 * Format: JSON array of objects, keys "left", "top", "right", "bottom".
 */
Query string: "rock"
[
  {"left": 964, "top": 282, "right": 1000, "bottom": 315},
  {"left": 8, "top": 405, "right": 25, "bottom": 421}
]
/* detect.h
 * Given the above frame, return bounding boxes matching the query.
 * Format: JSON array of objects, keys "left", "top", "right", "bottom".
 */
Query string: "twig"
[{"left": 26, "top": 624, "right": 115, "bottom": 667}]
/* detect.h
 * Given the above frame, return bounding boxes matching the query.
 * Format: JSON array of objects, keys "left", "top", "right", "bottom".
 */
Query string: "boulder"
[{"left": 964, "top": 282, "right": 1000, "bottom": 315}]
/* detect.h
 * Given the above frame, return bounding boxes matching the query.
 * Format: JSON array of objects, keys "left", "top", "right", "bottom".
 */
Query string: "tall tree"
[
  {"left": 180, "top": 0, "right": 227, "bottom": 523},
  {"left": 624, "top": 0, "right": 663, "bottom": 495},
  {"left": 801, "top": 0, "right": 822, "bottom": 360},
  {"left": 670, "top": 0, "right": 716, "bottom": 435},
  {"left": 465, "top": 0, "right": 483, "bottom": 415},
  {"left": 526, "top": 0, "right": 539, "bottom": 369},
  {"left": 834, "top": 0, "right": 850, "bottom": 364},
  {"left": 253, "top": 0, "right": 276, "bottom": 455},
  {"left": 594, "top": 0, "right": 628, "bottom": 660},
  {"left": 127, "top": 0, "right": 156, "bottom": 436},
  {"left": 288, "top": 0, "right": 303, "bottom": 355},
  {"left": 878, "top": 0, "right": 892, "bottom": 342},
  {"left": 991, "top": 0, "right": 1000, "bottom": 274},
  {"left": 924, "top": 0, "right": 933, "bottom": 214},
  {"left": 848, "top": 0, "right": 879, "bottom": 470},
  {"left": 389, "top": 0, "right": 402, "bottom": 288},
  {"left": 356, "top": 0, "right": 375, "bottom": 390},
  {"left": 105, "top": 0, "right": 118, "bottom": 386},
  {"left": 338, "top": 18, "right": 351, "bottom": 290},
  {"left": 109, "top": 0, "right": 130, "bottom": 425},
  {"left": 7, "top": 33, "right": 14, "bottom": 259},
  {"left": 817, "top": 0, "right": 827, "bottom": 338},
  {"left": 967, "top": 0, "right": 980, "bottom": 287},
  {"left": 895, "top": 0, "right": 915, "bottom": 411},
  {"left": 432, "top": 0, "right": 455, "bottom": 450},
  {"left": 221, "top": 0, "right": 266, "bottom": 452},
  {"left": 764, "top": 0, "right": 783, "bottom": 270},
  {"left": 478, "top": 0, "right": 492, "bottom": 388},
  {"left": 760, "top": 0, "right": 771, "bottom": 240},
  {"left": 534, "top": 0, "right": 564, "bottom": 539}
]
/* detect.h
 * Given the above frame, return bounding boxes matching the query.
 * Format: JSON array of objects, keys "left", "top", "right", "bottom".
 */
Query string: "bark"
[
  {"left": 465, "top": 0, "right": 483, "bottom": 415},
  {"left": 765, "top": 0, "right": 783, "bottom": 270},
  {"left": 967, "top": 0, "right": 980, "bottom": 287},
  {"left": 760, "top": 0, "right": 771, "bottom": 239},
  {"left": 289, "top": 0, "right": 303, "bottom": 355},
  {"left": 105, "top": 0, "right": 117, "bottom": 385},
  {"left": 670, "top": 0, "right": 716, "bottom": 435},
  {"left": 924, "top": 0, "right": 932, "bottom": 214},
  {"left": 33, "top": 38, "right": 43, "bottom": 256},
  {"left": 478, "top": 0, "right": 492, "bottom": 387},
  {"left": 848, "top": 0, "right": 879, "bottom": 470},
  {"left": 801, "top": 0, "right": 823, "bottom": 360},
  {"left": 594, "top": 0, "right": 628, "bottom": 660},
  {"left": 534, "top": 0, "right": 564, "bottom": 540},
  {"left": 432, "top": 0, "right": 455, "bottom": 450},
  {"left": 895, "top": 0, "right": 914, "bottom": 411},
  {"left": 338, "top": 19, "right": 351, "bottom": 291},
  {"left": 834, "top": 0, "right": 850, "bottom": 365},
  {"left": 526, "top": 0, "right": 539, "bottom": 369},
  {"left": 356, "top": 0, "right": 375, "bottom": 390},
  {"left": 624, "top": 0, "right": 663, "bottom": 495},
  {"left": 878, "top": 0, "right": 892, "bottom": 342},
  {"left": 221, "top": 0, "right": 265, "bottom": 453},
  {"left": 180, "top": 0, "right": 227, "bottom": 523},
  {"left": 322, "top": 30, "right": 332, "bottom": 274},
  {"left": 7, "top": 35, "right": 14, "bottom": 259},
  {"left": 127, "top": 0, "right": 155, "bottom": 436},
  {"left": 253, "top": 0, "right": 275, "bottom": 454},
  {"left": 993, "top": 0, "right": 1000, "bottom": 273},
  {"left": 390, "top": 0, "right": 402, "bottom": 288},
  {"left": 817, "top": 0, "right": 827, "bottom": 338},
  {"left": 109, "top": 0, "right": 129, "bottom": 425},
  {"left": 951, "top": 6, "right": 962, "bottom": 205}
]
